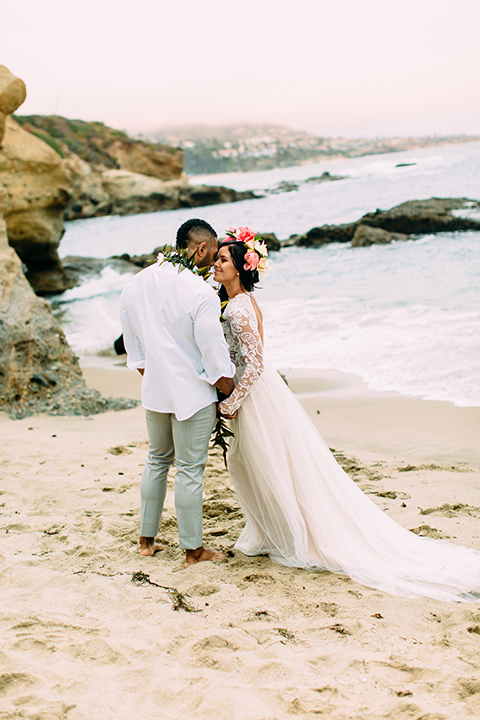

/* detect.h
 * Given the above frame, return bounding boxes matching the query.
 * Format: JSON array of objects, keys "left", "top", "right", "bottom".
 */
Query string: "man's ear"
[{"left": 195, "top": 242, "right": 207, "bottom": 261}]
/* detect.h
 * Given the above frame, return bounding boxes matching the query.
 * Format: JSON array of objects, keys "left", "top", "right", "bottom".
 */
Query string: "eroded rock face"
[
  {"left": 0, "top": 117, "right": 73, "bottom": 294},
  {"left": 106, "top": 139, "right": 183, "bottom": 180},
  {"left": 0, "top": 187, "right": 136, "bottom": 418}
]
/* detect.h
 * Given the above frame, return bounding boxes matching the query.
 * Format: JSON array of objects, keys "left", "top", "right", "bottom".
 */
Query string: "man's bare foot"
[
  {"left": 140, "top": 536, "right": 164, "bottom": 556},
  {"left": 184, "top": 546, "right": 226, "bottom": 568}
]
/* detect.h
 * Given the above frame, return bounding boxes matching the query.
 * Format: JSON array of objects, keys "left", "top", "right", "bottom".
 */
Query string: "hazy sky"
[{"left": 3, "top": 0, "right": 479, "bottom": 137}]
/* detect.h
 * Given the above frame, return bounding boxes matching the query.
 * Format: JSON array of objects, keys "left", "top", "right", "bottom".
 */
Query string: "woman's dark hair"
[{"left": 217, "top": 240, "right": 260, "bottom": 303}]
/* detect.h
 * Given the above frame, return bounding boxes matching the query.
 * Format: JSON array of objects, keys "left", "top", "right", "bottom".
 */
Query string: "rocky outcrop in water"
[
  {"left": 351, "top": 225, "right": 409, "bottom": 247},
  {"left": 0, "top": 186, "right": 136, "bottom": 419},
  {"left": 297, "top": 198, "right": 480, "bottom": 247},
  {"left": 64, "top": 165, "right": 257, "bottom": 220}
]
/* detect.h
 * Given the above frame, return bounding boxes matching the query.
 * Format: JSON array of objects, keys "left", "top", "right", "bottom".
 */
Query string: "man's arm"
[
  {"left": 120, "top": 300, "right": 146, "bottom": 372},
  {"left": 193, "top": 293, "right": 236, "bottom": 388}
]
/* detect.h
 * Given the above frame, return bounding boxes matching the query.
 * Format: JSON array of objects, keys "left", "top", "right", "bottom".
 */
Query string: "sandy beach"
[{"left": 1, "top": 363, "right": 480, "bottom": 720}]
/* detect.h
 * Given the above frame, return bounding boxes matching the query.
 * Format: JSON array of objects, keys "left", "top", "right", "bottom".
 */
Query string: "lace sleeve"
[{"left": 219, "top": 295, "right": 264, "bottom": 415}]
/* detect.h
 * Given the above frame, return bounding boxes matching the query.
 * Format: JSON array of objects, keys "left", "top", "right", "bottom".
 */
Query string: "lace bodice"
[{"left": 218, "top": 293, "right": 264, "bottom": 415}]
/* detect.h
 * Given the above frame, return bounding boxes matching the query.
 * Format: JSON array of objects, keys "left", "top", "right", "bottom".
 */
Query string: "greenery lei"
[{"left": 155, "top": 244, "right": 234, "bottom": 467}]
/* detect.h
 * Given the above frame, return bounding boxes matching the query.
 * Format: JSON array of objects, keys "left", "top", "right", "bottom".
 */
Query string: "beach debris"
[
  {"left": 467, "top": 625, "right": 480, "bottom": 635},
  {"left": 275, "top": 628, "right": 296, "bottom": 641},
  {"left": 371, "top": 613, "right": 384, "bottom": 619},
  {"left": 395, "top": 690, "right": 413, "bottom": 696},
  {"left": 107, "top": 445, "right": 133, "bottom": 455},
  {"left": 43, "top": 525, "right": 64, "bottom": 536},
  {"left": 328, "top": 624, "right": 351, "bottom": 636},
  {"left": 131, "top": 571, "right": 198, "bottom": 612}
]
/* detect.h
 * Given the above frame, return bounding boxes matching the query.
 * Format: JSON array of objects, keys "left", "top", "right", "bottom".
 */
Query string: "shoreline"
[
  {"left": 1, "top": 362, "right": 480, "bottom": 719},
  {"left": 81, "top": 361, "right": 480, "bottom": 467}
]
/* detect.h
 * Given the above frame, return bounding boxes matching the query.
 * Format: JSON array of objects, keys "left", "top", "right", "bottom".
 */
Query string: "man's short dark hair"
[{"left": 176, "top": 218, "right": 217, "bottom": 249}]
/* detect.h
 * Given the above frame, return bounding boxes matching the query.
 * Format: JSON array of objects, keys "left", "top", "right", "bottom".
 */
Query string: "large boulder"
[
  {"left": 0, "top": 186, "right": 135, "bottom": 418},
  {"left": 0, "top": 65, "right": 26, "bottom": 144},
  {"left": 351, "top": 225, "right": 409, "bottom": 247},
  {"left": 360, "top": 198, "right": 480, "bottom": 234},
  {"left": 0, "top": 116, "right": 73, "bottom": 294},
  {"left": 297, "top": 222, "right": 357, "bottom": 247},
  {"left": 297, "top": 198, "right": 480, "bottom": 249}
]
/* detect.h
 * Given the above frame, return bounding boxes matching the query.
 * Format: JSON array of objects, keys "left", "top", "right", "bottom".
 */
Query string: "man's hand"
[
  {"left": 215, "top": 376, "right": 234, "bottom": 396},
  {"left": 219, "top": 407, "right": 237, "bottom": 420}
]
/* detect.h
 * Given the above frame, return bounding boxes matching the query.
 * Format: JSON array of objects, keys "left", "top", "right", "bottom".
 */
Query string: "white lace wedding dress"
[{"left": 218, "top": 293, "right": 480, "bottom": 602}]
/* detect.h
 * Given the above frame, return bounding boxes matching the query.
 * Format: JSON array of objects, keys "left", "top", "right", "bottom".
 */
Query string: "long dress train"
[{"left": 218, "top": 293, "right": 480, "bottom": 603}]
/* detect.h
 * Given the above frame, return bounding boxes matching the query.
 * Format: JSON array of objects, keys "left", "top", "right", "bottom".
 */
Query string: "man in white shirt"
[{"left": 120, "top": 218, "right": 235, "bottom": 567}]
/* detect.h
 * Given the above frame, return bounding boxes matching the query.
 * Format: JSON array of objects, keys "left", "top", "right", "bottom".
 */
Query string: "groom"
[{"left": 120, "top": 218, "right": 235, "bottom": 567}]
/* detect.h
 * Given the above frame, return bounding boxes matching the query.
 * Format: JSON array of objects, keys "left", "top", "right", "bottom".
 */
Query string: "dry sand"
[{"left": 1, "top": 364, "right": 480, "bottom": 720}]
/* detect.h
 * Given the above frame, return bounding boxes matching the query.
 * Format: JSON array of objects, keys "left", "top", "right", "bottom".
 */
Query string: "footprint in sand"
[
  {"left": 252, "top": 662, "right": 293, "bottom": 684},
  {"left": 69, "top": 638, "right": 128, "bottom": 666},
  {"left": 420, "top": 503, "right": 480, "bottom": 518},
  {"left": 0, "top": 672, "right": 41, "bottom": 698},
  {"left": 185, "top": 583, "right": 220, "bottom": 597}
]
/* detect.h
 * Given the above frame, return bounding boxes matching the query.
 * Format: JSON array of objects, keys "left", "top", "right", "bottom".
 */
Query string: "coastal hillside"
[
  {"left": 13, "top": 114, "right": 183, "bottom": 180},
  {"left": 153, "top": 123, "right": 479, "bottom": 174}
]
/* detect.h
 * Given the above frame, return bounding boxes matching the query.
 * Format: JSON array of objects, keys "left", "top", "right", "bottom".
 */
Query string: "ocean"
[{"left": 54, "top": 141, "right": 480, "bottom": 407}]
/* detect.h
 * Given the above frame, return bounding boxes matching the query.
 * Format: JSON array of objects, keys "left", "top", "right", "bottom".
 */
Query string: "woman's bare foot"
[
  {"left": 140, "top": 536, "right": 164, "bottom": 556},
  {"left": 184, "top": 546, "right": 226, "bottom": 568}
]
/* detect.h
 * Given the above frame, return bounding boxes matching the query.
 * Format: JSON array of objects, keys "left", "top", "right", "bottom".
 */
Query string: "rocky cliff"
[
  {"left": 13, "top": 114, "right": 184, "bottom": 180},
  {"left": 0, "top": 67, "right": 74, "bottom": 294},
  {"left": 0, "top": 185, "right": 136, "bottom": 418}
]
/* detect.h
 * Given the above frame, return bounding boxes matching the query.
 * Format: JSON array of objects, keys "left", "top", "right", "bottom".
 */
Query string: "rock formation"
[
  {"left": 0, "top": 68, "right": 73, "bottom": 295},
  {"left": 106, "top": 138, "right": 183, "bottom": 180},
  {"left": 0, "top": 186, "right": 136, "bottom": 418},
  {"left": 298, "top": 198, "right": 480, "bottom": 247},
  {"left": 64, "top": 166, "right": 257, "bottom": 220},
  {"left": 351, "top": 225, "right": 409, "bottom": 247},
  {"left": 0, "top": 65, "right": 26, "bottom": 144}
]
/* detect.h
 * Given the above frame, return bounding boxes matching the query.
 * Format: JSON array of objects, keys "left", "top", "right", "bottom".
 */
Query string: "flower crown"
[{"left": 224, "top": 226, "right": 268, "bottom": 278}]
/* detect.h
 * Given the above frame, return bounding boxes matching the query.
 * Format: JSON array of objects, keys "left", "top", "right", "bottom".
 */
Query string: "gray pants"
[{"left": 140, "top": 403, "right": 216, "bottom": 549}]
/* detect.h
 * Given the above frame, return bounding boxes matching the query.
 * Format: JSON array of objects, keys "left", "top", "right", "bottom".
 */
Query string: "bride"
[{"left": 213, "top": 227, "right": 480, "bottom": 603}]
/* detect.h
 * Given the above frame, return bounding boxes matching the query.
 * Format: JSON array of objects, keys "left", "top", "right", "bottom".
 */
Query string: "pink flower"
[
  {"left": 236, "top": 226, "right": 257, "bottom": 244},
  {"left": 244, "top": 251, "right": 259, "bottom": 271}
]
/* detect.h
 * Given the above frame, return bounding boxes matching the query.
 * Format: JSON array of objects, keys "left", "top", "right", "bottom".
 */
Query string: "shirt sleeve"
[
  {"left": 218, "top": 295, "right": 264, "bottom": 415},
  {"left": 193, "top": 291, "right": 236, "bottom": 385},
  {"left": 120, "top": 299, "right": 146, "bottom": 371}
]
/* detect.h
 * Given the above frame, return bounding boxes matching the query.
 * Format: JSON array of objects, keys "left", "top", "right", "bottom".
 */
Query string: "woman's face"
[{"left": 213, "top": 246, "right": 238, "bottom": 285}]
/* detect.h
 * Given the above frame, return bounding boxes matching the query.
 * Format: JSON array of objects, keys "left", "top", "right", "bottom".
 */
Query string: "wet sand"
[{"left": 1, "top": 364, "right": 479, "bottom": 720}]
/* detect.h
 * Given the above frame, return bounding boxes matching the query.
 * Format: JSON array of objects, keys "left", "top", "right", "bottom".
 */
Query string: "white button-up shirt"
[{"left": 120, "top": 262, "right": 235, "bottom": 420}]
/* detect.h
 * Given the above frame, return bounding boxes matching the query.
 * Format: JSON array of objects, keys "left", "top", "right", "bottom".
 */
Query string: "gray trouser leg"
[
  {"left": 172, "top": 403, "right": 216, "bottom": 549},
  {"left": 140, "top": 404, "right": 216, "bottom": 549},
  {"left": 140, "top": 409, "right": 175, "bottom": 538}
]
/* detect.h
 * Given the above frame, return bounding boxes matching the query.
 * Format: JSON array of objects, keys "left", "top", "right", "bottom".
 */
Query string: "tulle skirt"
[{"left": 227, "top": 361, "right": 480, "bottom": 602}]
